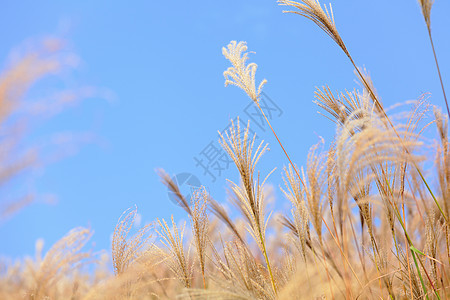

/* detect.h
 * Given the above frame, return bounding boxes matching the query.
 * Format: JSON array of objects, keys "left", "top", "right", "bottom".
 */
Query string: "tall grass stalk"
[{"left": 2, "top": 1, "right": 450, "bottom": 299}]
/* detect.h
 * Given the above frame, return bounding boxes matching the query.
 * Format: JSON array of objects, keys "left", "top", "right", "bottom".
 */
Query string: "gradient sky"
[{"left": 0, "top": 0, "right": 449, "bottom": 258}]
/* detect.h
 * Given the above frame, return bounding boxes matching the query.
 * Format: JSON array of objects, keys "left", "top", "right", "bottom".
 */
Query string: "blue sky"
[{"left": 0, "top": 0, "right": 449, "bottom": 258}]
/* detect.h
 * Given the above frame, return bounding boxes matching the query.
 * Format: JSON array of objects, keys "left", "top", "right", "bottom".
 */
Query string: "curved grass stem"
[
  {"left": 427, "top": 28, "right": 450, "bottom": 119},
  {"left": 348, "top": 54, "right": 448, "bottom": 224}
]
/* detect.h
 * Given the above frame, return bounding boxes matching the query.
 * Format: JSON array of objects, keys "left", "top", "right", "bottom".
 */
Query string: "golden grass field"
[{"left": 1, "top": 0, "right": 450, "bottom": 299}]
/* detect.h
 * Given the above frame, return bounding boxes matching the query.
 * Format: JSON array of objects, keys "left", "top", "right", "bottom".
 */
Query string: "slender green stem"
[
  {"left": 411, "top": 248, "right": 429, "bottom": 300},
  {"left": 411, "top": 246, "right": 441, "bottom": 300}
]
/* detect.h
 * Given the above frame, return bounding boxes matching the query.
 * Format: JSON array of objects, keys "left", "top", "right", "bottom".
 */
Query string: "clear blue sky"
[{"left": 0, "top": 0, "right": 449, "bottom": 258}]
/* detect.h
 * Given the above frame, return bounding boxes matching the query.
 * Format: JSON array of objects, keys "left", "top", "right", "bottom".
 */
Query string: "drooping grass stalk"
[
  {"left": 353, "top": 37, "right": 448, "bottom": 229},
  {"left": 222, "top": 7, "right": 449, "bottom": 293},
  {"left": 257, "top": 101, "right": 366, "bottom": 293},
  {"left": 351, "top": 55, "right": 447, "bottom": 225},
  {"left": 417, "top": 0, "right": 450, "bottom": 118},
  {"left": 256, "top": 86, "right": 369, "bottom": 294},
  {"left": 279, "top": 0, "right": 448, "bottom": 224},
  {"left": 223, "top": 39, "right": 374, "bottom": 294},
  {"left": 258, "top": 105, "right": 362, "bottom": 294},
  {"left": 218, "top": 116, "right": 278, "bottom": 296},
  {"left": 270, "top": 16, "right": 435, "bottom": 295}
]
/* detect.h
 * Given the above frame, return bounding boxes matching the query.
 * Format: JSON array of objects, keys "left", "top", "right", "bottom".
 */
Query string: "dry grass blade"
[
  {"left": 0, "top": 43, "right": 60, "bottom": 123},
  {"left": 280, "top": 181, "right": 310, "bottom": 260},
  {"left": 282, "top": 144, "right": 324, "bottom": 243},
  {"left": 157, "top": 168, "right": 192, "bottom": 215},
  {"left": 112, "top": 206, "right": 153, "bottom": 275},
  {"left": 191, "top": 187, "right": 209, "bottom": 288},
  {"left": 30, "top": 227, "right": 92, "bottom": 299},
  {"left": 277, "top": 0, "right": 385, "bottom": 115},
  {"left": 279, "top": 0, "right": 446, "bottom": 228},
  {"left": 304, "top": 140, "right": 326, "bottom": 242},
  {"left": 222, "top": 39, "right": 308, "bottom": 196},
  {"left": 354, "top": 68, "right": 386, "bottom": 115},
  {"left": 4, "top": 2, "right": 450, "bottom": 299},
  {"left": 218, "top": 119, "right": 268, "bottom": 243},
  {"left": 209, "top": 197, "right": 247, "bottom": 246},
  {"left": 418, "top": 0, "right": 434, "bottom": 30},
  {"left": 0, "top": 195, "right": 33, "bottom": 222},
  {"left": 222, "top": 41, "right": 267, "bottom": 104},
  {"left": 434, "top": 107, "right": 450, "bottom": 225},
  {"left": 0, "top": 39, "right": 79, "bottom": 222},
  {"left": 278, "top": 0, "right": 349, "bottom": 56},
  {"left": 315, "top": 86, "right": 360, "bottom": 126},
  {"left": 219, "top": 118, "right": 278, "bottom": 295},
  {"left": 157, "top": 216, "right": 193, "bottom": 289},
  {"left": 212, "top": 240, "right": 274, "bottom": 299},
  {"left": 219, "top": 118, "right": 268, "bottom": 210},
  {"left": 417, "top": 0, "right": 450, "bottom": 119}
]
